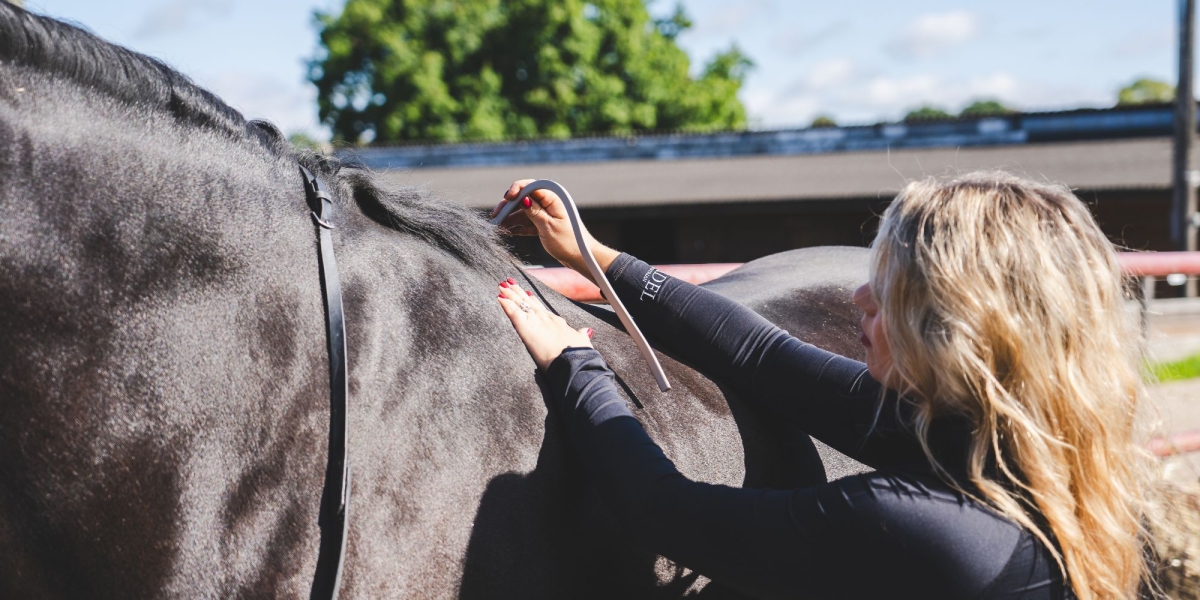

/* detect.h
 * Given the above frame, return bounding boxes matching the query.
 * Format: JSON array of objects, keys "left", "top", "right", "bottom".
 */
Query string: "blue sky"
[{"left": 23, "top": 0, "right": 1178, "bottom": 138}]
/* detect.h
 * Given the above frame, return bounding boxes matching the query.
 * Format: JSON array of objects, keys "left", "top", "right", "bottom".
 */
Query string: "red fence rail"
[
  {"left": 527, "top": 252, "right": 1200, "bottom": 303},
  {"left": 1149, "top": 430, "right": 1200, "bottom": 457},
  {"left": 528, "top": 263, "right": 741, "bottom": 303},
  {"left": 1117, "top": 252, "right": 1200, "bottom": 277}
]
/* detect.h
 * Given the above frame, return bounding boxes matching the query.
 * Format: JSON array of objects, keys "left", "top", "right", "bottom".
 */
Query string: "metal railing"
[
  {"left": 1119, "top": 252, "right": 1200, "bottom": 300},
  {"left": 530, "top": 252, "right": 1200, "bottom": 303}
]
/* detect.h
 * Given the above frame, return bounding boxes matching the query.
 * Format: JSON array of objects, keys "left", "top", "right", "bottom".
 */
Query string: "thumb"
[
  {"left": 528, "top": 190, "right": 581, "bottom": 233},
  {"left": 578, "top": 327, "right": 594, "bottom": 341},
  {"left": 532, "top": 188, "right": 570, "bottom": 221},
  {"left": 524, "top": 195, "right": 563, "bottom": 233}
]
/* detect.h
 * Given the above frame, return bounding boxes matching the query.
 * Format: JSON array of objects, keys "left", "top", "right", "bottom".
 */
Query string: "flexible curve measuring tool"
[{"left": 490, "top": 180, "right": 671, "bottom": 392}]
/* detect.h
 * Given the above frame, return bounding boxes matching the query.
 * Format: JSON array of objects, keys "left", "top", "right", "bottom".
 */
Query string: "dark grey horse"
[
  {"left": 701, "top": 247, "right": 872, "bottom": 485},
  {"left": 0, "top": 6, "right": 868, "bottom": 598}
]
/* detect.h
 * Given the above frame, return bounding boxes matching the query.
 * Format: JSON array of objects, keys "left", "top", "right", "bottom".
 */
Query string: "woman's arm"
[
  {"left": 492, "top": 181, "right": 918, "bottom": 464},
  {"left": 603, "top": 254, "right": 920, "bottom": 465},
  {"left": 546, "top": 348, "right": 844, "bottom": 597},
  {"left": 544, "top": 349, "right": 1019, "bottom": 598}
]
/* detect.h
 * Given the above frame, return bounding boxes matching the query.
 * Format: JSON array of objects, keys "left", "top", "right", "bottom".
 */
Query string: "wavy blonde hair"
[{"left": 870, "top": 172, "right": 1155, "bottom": 599}]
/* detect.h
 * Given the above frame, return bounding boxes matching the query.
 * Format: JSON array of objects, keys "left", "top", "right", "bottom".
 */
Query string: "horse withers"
[{"left": 0, "top": 6, "right": 867, "bottom": 598}]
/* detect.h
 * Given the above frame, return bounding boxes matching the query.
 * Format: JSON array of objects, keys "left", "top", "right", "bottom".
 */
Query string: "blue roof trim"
[{"left": 351, "top": 105, "right": 1182, "bottom": 170}]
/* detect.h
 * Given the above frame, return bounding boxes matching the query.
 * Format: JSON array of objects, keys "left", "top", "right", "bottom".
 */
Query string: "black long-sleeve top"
[{"left": 545, "top": 254, "right": 1070, "bottom": 599}]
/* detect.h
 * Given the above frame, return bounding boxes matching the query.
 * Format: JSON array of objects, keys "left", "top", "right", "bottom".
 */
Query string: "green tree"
[
  {"left": 288, "top": 132, "right": 326, "bottom": 151},
  {"left": 903, "top": 106, "right": 953, "bottom": 122},
  {"left": 810, "top": 114, "right": 837, "bottom": 128},
  {"left": 1117, "top": 78, "right": 1175, "bottom": 106},
  {"left": 959, "top": 99, "right": 1011, "bottom": 117},
  {"left": 309, "top": 0, "right": 752, "bottom": 143}
]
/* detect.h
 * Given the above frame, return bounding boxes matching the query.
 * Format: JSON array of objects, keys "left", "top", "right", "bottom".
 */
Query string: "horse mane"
[
  {"left": 301, "top": 151, "right": 512, "bottom": 271},
  {"left": 0, "top": 3, "right": 246, "bottom": 139},
  {"left": 0, "top": 3, "right": 511, "bottom": 271}
]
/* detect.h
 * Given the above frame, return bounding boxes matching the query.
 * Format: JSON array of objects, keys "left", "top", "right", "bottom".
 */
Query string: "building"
[{"left": 356, "top": 104, "right": 1191, "bottom": 268}]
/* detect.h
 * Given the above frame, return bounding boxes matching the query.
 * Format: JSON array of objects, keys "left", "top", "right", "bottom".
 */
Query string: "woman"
[{"left": 490, "top": 172, "right": 1155, "bottom": 599}]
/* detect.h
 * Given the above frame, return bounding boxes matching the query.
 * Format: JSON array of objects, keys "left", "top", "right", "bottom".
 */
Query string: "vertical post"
[
  {"left": 1173, "top": 0, "right": 1198, "bottom": 296},
  {"left": 1140, "top": 275, "right": 1154, "bottom": 341}
]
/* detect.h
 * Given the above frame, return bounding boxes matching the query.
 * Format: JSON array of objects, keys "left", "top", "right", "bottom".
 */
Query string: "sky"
[{"left": 21, "top": 0, "right": 1180, "bottom": 139}]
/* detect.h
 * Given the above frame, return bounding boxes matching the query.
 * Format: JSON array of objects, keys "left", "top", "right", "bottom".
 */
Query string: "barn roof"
[{"left": 374, "top": 137, "right": 1187, "bottom": 211}]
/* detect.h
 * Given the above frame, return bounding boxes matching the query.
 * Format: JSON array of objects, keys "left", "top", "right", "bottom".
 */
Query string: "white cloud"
[
  {"left": 133, "top": 0, "right": 231, "bottom": 40},
  {"left": 861, "top": 74, "right": 942, "bottom": 108},
  {"left": 857, "top": 72, "right": 1023, "bottom": 111},
  {"left": 805, "top": 58, "right": 857, "bottom": 90},
  {"left": 742, "top": 58, "right": 859, "bottom": 126},
  {"left": 742, "top": 85, "right": 822, "bottom": 127},
  {"left": 850, "top": 71, "right": 1106, "bottom": 115},
  {"left": 746, "top": 70, "right": 1112, "bottom": 129},
  {"left": 201, "top": 71, "right": 328, "bottom": 139},
  {"left": 886, "top": 10, "right": 981, "bottom": 59}
]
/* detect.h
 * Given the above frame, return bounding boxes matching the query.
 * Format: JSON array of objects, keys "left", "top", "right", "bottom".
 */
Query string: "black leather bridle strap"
[{"left": 302, "top": 166, "right": 350, "bottom": 600}]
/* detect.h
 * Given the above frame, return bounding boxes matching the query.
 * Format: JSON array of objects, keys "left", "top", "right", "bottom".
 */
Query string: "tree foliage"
[
  {"left": 810, "top": 114, "right": 836, "bottom": 128},
  {"left": 959, "top": 99, "right": 1011, "bottom": 117},
  {"left": 288, "top": 132, "right": 326, "bottom": 151},
  {"left": 1117, "top": 78, "right": 1175, "bottom": 106},
  {"left": 309, "top": 0, "right": 752, "bottom": 143},
  {"left": 903, "top": 105, "right": 952, "bottom": 122}
]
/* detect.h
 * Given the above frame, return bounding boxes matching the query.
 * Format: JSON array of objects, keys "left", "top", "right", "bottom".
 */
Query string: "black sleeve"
[
  {"left": 546, "top": 348, "right": 836, "bottom": 597},
  {"left": 544, "top": 349, "right": 1036, "bottom": 599},
  {"left": 605, "top": 253, "right": 919, "bottom": 465}
]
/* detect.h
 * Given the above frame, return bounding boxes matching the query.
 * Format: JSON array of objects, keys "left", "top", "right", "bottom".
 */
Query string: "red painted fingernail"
[
  {"left": 498, "top": 294, "right": 504, "bottom": 298},
  {"left": 587, "top": 328, "right": 594, "bottom": 338},
  {"left": 500, "top": 282, "right": 509, "bottom": 288},
  {"left": 522, "top": 198, "right": 532, "bottom": 208},
  {"left": 525, "top": 290, "right": 533, "bottom": 296},
  {"left": 507, "top": 277, "right": 516, "bottom": 285}
]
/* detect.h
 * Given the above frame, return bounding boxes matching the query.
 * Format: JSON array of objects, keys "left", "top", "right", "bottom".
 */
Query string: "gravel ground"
[
  {"left": 1147, "top": 311, "right": 1200, "bottom": 364},
  {"left": 1153, "top": 481, "right": 1200, "bottom": 599},
  {"left": 1145, "top": 307, "right": 1200, "bottom": 597},
  {"left": 1146, "top": 307, "right": 1200, "bottom": 483}
]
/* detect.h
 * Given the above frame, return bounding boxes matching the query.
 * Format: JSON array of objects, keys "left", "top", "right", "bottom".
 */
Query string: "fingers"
[
  {"left": 498, "top": 278, "right": 543, "bottom": 309},
  {"left": 494, "top": 180, "right": 547, "bottom": 236},
  {"left": 500, "top": 179, "right": 566, "bottom": 222},
  {"left": 492, "top": 196, "right": 534, "bottom": 222},
  {"left": 503, "top": 179, "right": 538, "bottom": 201},
  {"left": 488, "top": 198, "right": 507, "bottom": 219},
  {"left": 497, "top": 294, "right": 522, "bottom": 322},
  {"left": 528, "top": 188, "right": 568, "bottom": 222},
  {"left": 495, "top": 277, "right": 595, "bottom": 370}
]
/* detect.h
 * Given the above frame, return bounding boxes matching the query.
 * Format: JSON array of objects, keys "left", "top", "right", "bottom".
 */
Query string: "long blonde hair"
[{"left": 870, "top": 172, "right": 1154, "bottom": 599}]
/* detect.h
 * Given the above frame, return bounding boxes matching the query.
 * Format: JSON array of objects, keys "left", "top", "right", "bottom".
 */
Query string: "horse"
[{"left": 0, "top": 6, "right": 870, "bottom": 597}]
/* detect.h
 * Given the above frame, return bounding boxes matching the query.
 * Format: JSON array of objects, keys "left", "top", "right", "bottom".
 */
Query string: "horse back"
[
  {"left": 703, "top": 246, "right": 873, "bottom": 482},
  {"left": 0, "top": 51, "right": 331, "bottom": 596}
]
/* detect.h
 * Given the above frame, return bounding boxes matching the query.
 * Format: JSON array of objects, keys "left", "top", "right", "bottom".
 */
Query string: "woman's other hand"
[
  {"left": 496, "top": 277, "right": 593, "bottom": 371},
  {"left": 489, "top": 179, "right": 620, "bottom": 280}
]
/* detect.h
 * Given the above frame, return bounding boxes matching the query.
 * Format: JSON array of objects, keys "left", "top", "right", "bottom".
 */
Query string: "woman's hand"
[
  {"left": 489, "top": 179, "right": 621, "bottom": 281},
  {"left": 496, "top": 277, "right": 593, "bottom": 371}
]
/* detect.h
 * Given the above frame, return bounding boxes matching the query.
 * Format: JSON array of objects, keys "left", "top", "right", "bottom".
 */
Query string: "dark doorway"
[{"left": 620, "top": 219, "right": 679, "bottom": 264}]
